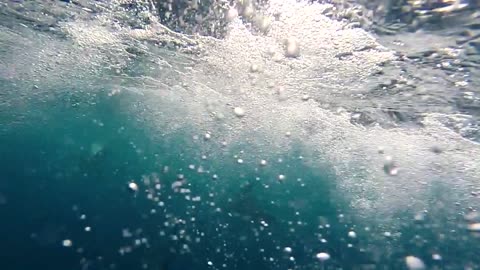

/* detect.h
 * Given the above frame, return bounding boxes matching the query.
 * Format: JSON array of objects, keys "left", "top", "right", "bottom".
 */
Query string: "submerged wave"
[{"left": 1, "top": 0, "right": 480, "bottom": 269}]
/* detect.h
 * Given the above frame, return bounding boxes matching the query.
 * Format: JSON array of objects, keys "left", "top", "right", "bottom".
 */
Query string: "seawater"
[{"left": 1, "top": 0, "right": 480, "bottom": 269}]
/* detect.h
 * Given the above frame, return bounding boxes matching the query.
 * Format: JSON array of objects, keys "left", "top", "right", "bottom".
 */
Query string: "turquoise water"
[
  {"left": 1, "top": 83, "right": 478, "bottom": 270},
  {"left": 1, "top": 0, "right": 480, "bottom": 269},
  {"left": 0, "top": 87, "right": 342, "bottom": 269}
]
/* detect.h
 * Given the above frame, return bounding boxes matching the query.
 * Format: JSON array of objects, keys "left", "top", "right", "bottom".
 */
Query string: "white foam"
[{"left": 132, "top": 0, "right": 480, "bottom": 225}]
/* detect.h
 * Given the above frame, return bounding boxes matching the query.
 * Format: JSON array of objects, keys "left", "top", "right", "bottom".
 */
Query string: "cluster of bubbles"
[{"left": 54, "top": 142, "right": 388, "bottom": 270}]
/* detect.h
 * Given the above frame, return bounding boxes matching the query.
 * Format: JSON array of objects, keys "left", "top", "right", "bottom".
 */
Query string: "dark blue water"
[{"left": 0, "top": 87, "right": 343, "bottom": 270}]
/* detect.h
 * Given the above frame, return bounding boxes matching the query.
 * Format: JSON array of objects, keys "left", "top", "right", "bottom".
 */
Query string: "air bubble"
[
  {"left": 128, "top": 182, "right": 138, "bottom": 192},
  {"left": 316, "top": 252, "right": 330, "bottom": 261},
  {"left": 383, "top": 156, "right": 398, "bottom": 176},
  {"left": 405, "top": 256, "right": 425, "bottom": 270},
  {"left": 467, "top": 223, "right": 480, "bottom": 232},
  {"left": 284, "top": 247, "right": 292, "bottom": 253},
  {"left": 285, "top": 38, "right": 300, "bottom": 58},
  {"left": 226, "top": 8, "right": 238, "bottom": 22},
  {"left": 234, "top": 107, "right": 245, "bottom": 117},
  {"left": 62, "top": 239, "right": 73, "bottom": 247}
]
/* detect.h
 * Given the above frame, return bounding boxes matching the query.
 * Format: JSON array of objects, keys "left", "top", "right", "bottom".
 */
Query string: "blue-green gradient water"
[{"left": 1, "top": 1, "right": 480, "bottom": 270}]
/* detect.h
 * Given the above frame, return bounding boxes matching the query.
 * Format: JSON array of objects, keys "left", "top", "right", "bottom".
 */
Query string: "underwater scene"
[{"left": 1, "top": 0, "right": 480, "bottom": 269}]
